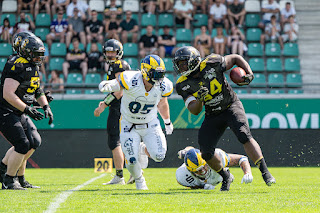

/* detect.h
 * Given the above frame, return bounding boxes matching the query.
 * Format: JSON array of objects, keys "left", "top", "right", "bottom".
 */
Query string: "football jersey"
[
  {"left": 176, "top": 54, "right": 238, "bottom": 116},
  {"left": 118, "top": 71, "right": 173, "bottom": 124},
  {"left": 0, "top": 56, "right": 42, "bottom": 115},
  {"left": 176, "top": 148, "right": 229, "bottom": 188}
]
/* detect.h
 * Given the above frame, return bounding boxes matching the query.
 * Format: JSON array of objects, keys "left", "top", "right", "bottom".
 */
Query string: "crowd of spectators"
[{"left": 0, "top": 0, "right": 299, "bottom": 93}]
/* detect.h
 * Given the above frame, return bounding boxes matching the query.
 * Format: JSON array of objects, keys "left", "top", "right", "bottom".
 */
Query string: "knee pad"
[
  {"left": 14, "top": 139, "right": 30, "bottom": 154},
  {"left": 29, "top": 132, "right": 42, "bottom": 150},
  {"left": 201, "top": 152, "right": 214, "bottom": 161},
  {"left": 107, "top": 134, "right": 120, "bottom": 150},
  {"left": 154, "top": 154, "right": 165, "bottom": 162}
]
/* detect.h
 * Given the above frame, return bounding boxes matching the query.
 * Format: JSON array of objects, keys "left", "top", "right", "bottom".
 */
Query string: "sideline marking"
[{"left": 44, "top": 174, "right": 106, "bottom": 213}]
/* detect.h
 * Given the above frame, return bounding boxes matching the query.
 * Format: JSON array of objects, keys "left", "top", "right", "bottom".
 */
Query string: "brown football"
[{"left": 230, "top": 67, "right": 246, "bottom": 84}]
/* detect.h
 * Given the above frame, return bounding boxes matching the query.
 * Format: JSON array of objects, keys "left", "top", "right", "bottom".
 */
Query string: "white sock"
[{"left": 125, "top": 162, "right": 142, "bottom": 179}]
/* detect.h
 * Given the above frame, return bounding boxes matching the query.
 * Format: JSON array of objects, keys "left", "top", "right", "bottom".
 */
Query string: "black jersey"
[
  {"left": 176, "top": 54, "right": 238, "bottom": 116},
  {"left": 0, "top": 55, "right": 42, "bottom": 115}
]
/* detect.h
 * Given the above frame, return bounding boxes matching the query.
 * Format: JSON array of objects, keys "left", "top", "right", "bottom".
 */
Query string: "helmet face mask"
[
  {"left": 140, "top": 55, "right": 166, "bottom": 86},
  {"left": 20, "top": 37, "right": 46, "bottom": 66},
  {"left": 173, "top": 46, "right": 201, "bottom": 76},
  {"left": 103, "top": 39, "right": 123, "bottom": 63}
]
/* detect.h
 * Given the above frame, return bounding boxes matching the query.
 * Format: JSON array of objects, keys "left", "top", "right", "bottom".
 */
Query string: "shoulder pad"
[
  {"left": 176, "top": 165, "right": 200, "bottom": 188},
  {"left": 199, "top": 54, "right": 223, "bottom": 72},
  {"left": 13, "top": 57, "right": 29, "bottom": 64},
  {"left": 121, "top": 59, "right": 131, "bottom": 70},
  {"left": 161, "top": 77, "right": 174, "bottom": 97},
  {"left": 118, "top": 71, "right": 141, "bottom": 90},
  {"left": 176, "top": 75, "right": 188, "bottom": 85}
]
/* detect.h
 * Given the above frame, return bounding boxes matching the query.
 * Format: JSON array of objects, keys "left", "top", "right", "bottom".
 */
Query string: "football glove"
[
  {"left": 165, "top": 122, "right": 174, "bottom": 135},
  {"left": 45, "top": 91, "right": 54, "bottom": 103},
  {"left": 237, "top": 74, "right": 254, "bottom": 86},
  {"left": 177, "top": 149, "right": 186, "bottom": 159},
  {"left": 241, "top": 173, "right": 253, "bottom": 184},
  {"left": 24, "top": 106, "right": 44, "bottom": 121},
  {"left": 196, "top": 86, "right": 209, "bottom": 102},
  {"left": 204, "top": 184, "right": 215, "bottom": 190},
  {"left": 43, "top": 105, "right": 53, "bottom": 125}
]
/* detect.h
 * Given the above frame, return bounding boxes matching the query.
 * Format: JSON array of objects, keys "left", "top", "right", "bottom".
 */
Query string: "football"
[{"left": 230, "top": 67, "right": 246, "bottom": 84}]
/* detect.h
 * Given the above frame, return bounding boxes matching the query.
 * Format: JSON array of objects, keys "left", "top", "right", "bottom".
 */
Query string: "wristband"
[
  {"left": 239, "top": 156, "right": 248, "bottom": 166},
  {"left": 103, "top": 93, "right": 117, "bottom": 106},
  {"left": 185, "top": 96, "right": 197, "bottom": 108},
  {"left": 43, "top": 105, "right": 49, "bottom": 110},
  {"left": 163, "top": 118, "right": 171, "bottom": 125}
]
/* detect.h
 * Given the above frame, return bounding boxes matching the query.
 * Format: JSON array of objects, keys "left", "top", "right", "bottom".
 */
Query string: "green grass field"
[{"left": 1, "top": 167, "right": 319, "bottom": 213}]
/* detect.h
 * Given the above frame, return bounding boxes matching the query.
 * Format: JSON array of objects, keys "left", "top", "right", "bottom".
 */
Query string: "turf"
[{"left": 1, "top": 167, "right": 319, "bottom": 213}]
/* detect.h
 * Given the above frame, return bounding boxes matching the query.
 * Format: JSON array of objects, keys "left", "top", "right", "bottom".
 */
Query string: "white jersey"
[
  {"left": 118, "top": 71, "right": 173, "bottom": 124},
  {"left": 176, "top": 148, "right": 229, "bottom": 189}
]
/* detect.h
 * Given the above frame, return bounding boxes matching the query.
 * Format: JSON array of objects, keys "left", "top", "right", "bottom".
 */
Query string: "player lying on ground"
[{"left": 176, "top": 146, "right": 253, "bottom": 189}]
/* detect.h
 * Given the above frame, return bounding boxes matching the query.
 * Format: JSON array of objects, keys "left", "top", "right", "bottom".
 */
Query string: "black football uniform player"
[{"left": 173, "top": 46, "right": 275, "bottom": 191}]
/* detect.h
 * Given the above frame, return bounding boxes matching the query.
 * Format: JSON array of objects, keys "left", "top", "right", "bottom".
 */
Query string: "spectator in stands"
[
  {"left": 261, "top": 15, "right": 284, "bottom": 50},
  {"left": 0, "top": 18, "right": 14, "bottom": 43},
  {"left": 14, "top": 13, "right": 35, "bottom": 33},
  {"left": 67, "top": 0, "right": 90, "bottom": 19},
  {"left": 49, "top": 70, "right": 64, "bottom": 93},
  {"left": 226, "top": 0, "right": 244, "bottom": 5},
  {"left": 212, "top": 27, "right": 227, "bottom": 55},
  {"left": 191, "top": 0, "right": 207, "bottom": 15},
  {"left": 35, "top": 0, "right": 51, "bottom": 18},
  {"left": 158, "top": 0, "right": 174, "bottom": 13},
  {"left": 281, "top": 15, "right": 299, "bottom": 42},
  {"left": 46, "top": 8, "right": 68, "bottom": 49},
  {"left": 194, "top": 25, "right": 211, "bottom": 58},
  {"left": 227, "top": 0, "right": 246, "bottom": 28},
  {"left": 259, "top": 0, "right": 280, "bottom": 29},
  {"left": 227, "top": 25, "right": 245, "bottom": 56},
  {"left": 281, "top": 2, "right": 296, "bottom": 28},
  {"left": 17, "top": 0, "right": 35, "bottom": 17},
  {"left": 63, "top": 37, "right": 88, "bottom": 80},
  {"left": 139, "top": 25, "right": 158, "bottom": 59},
  {"left": 208, "top": 0, "right": 229, "bottom": 33},
  {"left": 86, "top": 10, "right": 104, "bottom": 45},
  {"left": 66, "top": 7, "right": 86, "bottom": 48},
  {"left": 104, "top": 0, "right": 122, "bottom": 18},
  {"left": 105, "top": 13, "right": 120, "bottom": 41},
  {"left": 158, "top": 25, "right": 177, "bottom": 58},
  {"left": 87, "top": 43, "right": 104, "bottom": 73},
  {"left": 173, "top": 0, "right": 194, "bottom": 29},
  {"left": 52, "top": 0, "right": 70, "bottom": 16},
  {"left": 40, "top": 46, "right": 49, "bottom": 83},
  {"left": 118, "top": 10, "right": 139, "bottom": 44},
  {"left": 141, "top": 0, "right": 157, "bottom": 14}
]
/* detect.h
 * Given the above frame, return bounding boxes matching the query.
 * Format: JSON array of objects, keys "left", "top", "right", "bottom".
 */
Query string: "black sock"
[
  {"left": 255, "top": 158, "right": 269, "bottom": 174},
  {"left": 0, "top": 161, "right": 7, "bottom": 173},
  {"left": 116, "top": 170, "right": 123, "bottom": 178},
  {"left": 218, "top": 168, "right": 230, "bottom": 181},
  {"left": 17, "top": 175, "right": 25, "bottom": 183}
]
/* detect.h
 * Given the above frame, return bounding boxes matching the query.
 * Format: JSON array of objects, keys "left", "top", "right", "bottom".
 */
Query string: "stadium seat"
[
  {"left": 123, "top": 43, "right": 138, "bottom": 57},
  {"left": 124, "top": 57, "right": 139, "bottom": 70},
  {"left": 158, "top": 28, "right": 174, "bottom": 36},
  {"left": 49, "top": 58, "right": 65, "bottom": 71},
  {"left": 246, "top": 28, "right": 262, "bottom": 42},
  {"left": 286, "top": 73, "right": 302, "bottom": 87},
  {"left": 193, "top": 14, "right": 208, "bottom": 27},
  {"left": 103, "top": 73, "right": 108, "bottom": 80},
  {"left": 35, "top": 28, "right": 50, "bottom": 41},
  {"left": 85, "top": 73, "right": 101, "bottom": 84},
  {"left": 288, "top": 89, "right": 303, "bottom": 94},
  {"left": 269, "top": 89, "right": 285, "bottom": 94},
  {"left": 245, "top": 1, "right": 260, "bottom": 12},
  {"left": 245, "top": 14, "right": 260, "bottom": 28},
  {"left": 250, "top": 73, "right": 266, "bottom": 87},
  {"left": 123, "top": 0, "right": 139, "bottom": 12},
  {"left": 265, "top": 43, "right": 281, "bottom": 56},
  {"left": 176, "top": 28, "right": 192, "bottom": 42},
  {"left": 67, "top": 73, "right": 83, "bottom": 85},
  {"left": 35, "top": 13, "right": 51, "bottom": 27},
  {"left": 86, "top": 43, "right": 103, "bottom": 53},
  {"left": 1, "top": 14, "right": 16, "bottom": 26},
  {"left": 18, "top": 13, "right": 34, "bottom": 22},
  {"left": 85, "top": 89, "right": 100, "bottom": 94},
  {"left": 251, "top": 89, "right": 267, "bottom": 94},
  {"left": 234, "top": 89, "right": 248, "bottom": 94},
  {"left": 176, "top": 43, "right": 191, "bottom": 47},
  {"left": 158, "top": 14, "right": 174, "bottom": 27},
  {"left": 141, "top": 14, "right": 156, "bottom": 27},
  {"left": 249, "top": 58, "right": 265, "bottom": 72},
  {"left": 248, "top": 43, "right": 263, "bottom": 56},
  {"left": 163, "top": 58, "right": 174, "bottom": 72},
  {"left": 105, "top": 0, "right": 122, "bottom": 6},
  {"left": 166, "top": 73, "right": 175, "bottom": 85},
  {"left": 211, "top": 28, "right": 227, "bottom": 37},
  {"left": 266, "top": 58, "right": 282, "bottom": 72},
  {"left": 283, "top": 43, "right": 299, "bottom": 56},
  {"left": 2, "top": 0, "right": 17, "bottom": 12},
  {"left": 284, "top": 58, "right": 300, "bottom": 72},
  {"left": 50, "top": 43, "right": 67, "bottom": 56},
  {"left": 89, "top": 0, "right": 104, "bottom": 12},
  {"left": 0, "top": 43, "right": 13, "bottom": 56},
  {"left": 268, "top": 73, "right": 285, "bottom": 88},
  {"left": 69, "top": 43, "right": 85, "bottom": 51},
  {"left": 0, "top": 58, "right": 7, "bottom": 72},
  {"left": 193, "top": 28, "right": 209, "bottom": 37},
  {"left": 66, "top": 89, "right": 82, "bottom": 94}
]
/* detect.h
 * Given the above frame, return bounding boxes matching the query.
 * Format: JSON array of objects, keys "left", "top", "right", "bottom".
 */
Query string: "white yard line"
[{"left": 44, "top": 174, "right": 106, "bottom": 213}]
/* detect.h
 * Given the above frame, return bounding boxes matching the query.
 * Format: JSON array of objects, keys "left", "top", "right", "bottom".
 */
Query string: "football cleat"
[
  {"left": 262, "top": 172, "right": 276, "bottom": 186},
  {"left": 220, "top": 172, "right": 234, "bottom": 191},
  {"left": 20, "top": 180, "right": 40, "bottom": 189},
  {"left": 135, "top": 176, "right": 148, "bottom": 190},
  {"left": 139, "top": 143, "right": 149, "bottom": 169},
  {"left": 127, "top": 175, "right": 135, "bottom": 184},
  {"left": 103, "top": 175, "right": 125, "bottom": 185},
  {"left": 2, "top": 177, "right": 26, "bottom": 190}
]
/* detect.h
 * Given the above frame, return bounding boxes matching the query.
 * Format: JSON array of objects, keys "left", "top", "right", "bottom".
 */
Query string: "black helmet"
[
  {"left": 20, "top": 36, "right": 45, "bottom": 66},
  {"left": 12, "top": 31, "right": 35, "bottom": 54},
  {"left": 103, "top": 39, "right": 123, "bottom": 63},
  {"left": 172, "top": 46, "right": 201, "bottom": 76}
]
